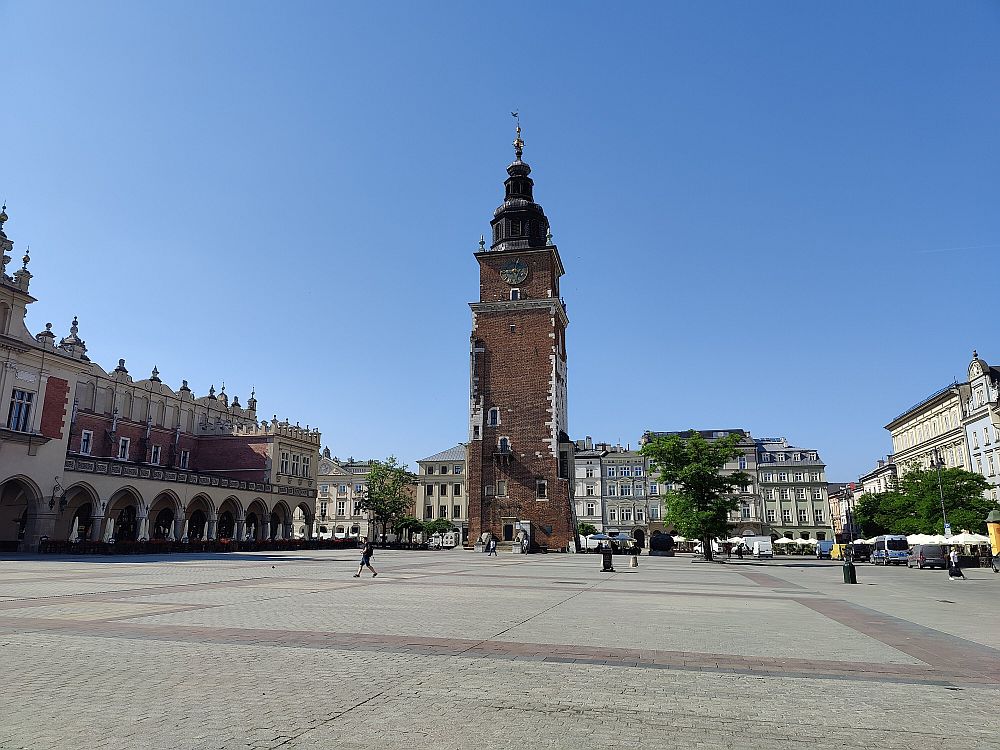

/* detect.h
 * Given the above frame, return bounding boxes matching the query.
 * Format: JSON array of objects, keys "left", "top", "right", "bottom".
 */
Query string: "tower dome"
[{"left": 488, "top": 123, "right": 551, "bottom": 252}]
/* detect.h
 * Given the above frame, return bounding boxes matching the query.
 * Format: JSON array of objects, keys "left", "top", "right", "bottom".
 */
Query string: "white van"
[{"left": 752, "top": 538, "right": 773, "bottom": 559}]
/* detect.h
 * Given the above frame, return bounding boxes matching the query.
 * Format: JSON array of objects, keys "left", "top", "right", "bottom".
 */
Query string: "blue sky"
[{"left": 2, "top": 1, "right": 998, "bottom": 480}]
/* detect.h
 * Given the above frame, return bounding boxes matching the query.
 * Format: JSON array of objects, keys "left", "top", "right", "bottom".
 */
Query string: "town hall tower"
[{"left": 467, "top": 125, "right": 577, "bottom": 551}]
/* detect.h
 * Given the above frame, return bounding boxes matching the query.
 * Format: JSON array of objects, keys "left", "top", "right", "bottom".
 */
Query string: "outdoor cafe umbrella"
[
  {"left": 794, "top": 538, "right": 814, "bottom": 547},
  {"left": 945, "top": 532, "right": 990, "bottom": 545},
  {"left": 773, "top": 537, "right": 795, "bottom": 546}
]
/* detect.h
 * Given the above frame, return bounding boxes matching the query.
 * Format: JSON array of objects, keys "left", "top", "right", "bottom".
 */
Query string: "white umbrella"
[
  {"left": 795, "top": 538, "right": 813, "bottom": 547},
  {"left": 773, "top": 537, "right": 795, "bottom": 545},
  {"left": 672, "top": 535, "right": 687, "bottom": 542},
  {"left": 726, "top": 537, "right": 744, "bottom": 545},
  {"left": 907, "top": 534, "right": 930, "bottom": 544},
  {"left": 945, "top": 532, "right": 990, "bottom": 545}
]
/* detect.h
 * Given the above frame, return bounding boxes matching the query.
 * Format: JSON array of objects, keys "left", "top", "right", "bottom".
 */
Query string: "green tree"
[
  {"left": 640, "top": 431, "right": 751, "bottom": 561},
  {"left": 423, "top": 518, "right": 455, "bottom": 536},
  {"left": 577, "top": 522, "right": 598, "bottom": 537},
  {"left": 361, "top": 457, "right": 417, "bottom": 544},
  {"left": 393, "top": 516, "right": 424, "bottom": 542},
  {"left": 854, "top": 468, "right": 991, "bottom": 535}
]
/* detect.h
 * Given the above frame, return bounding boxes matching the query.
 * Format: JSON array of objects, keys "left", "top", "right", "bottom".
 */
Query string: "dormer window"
[{"left": 510, "top": 288, "right": 520, "bottom": 301}]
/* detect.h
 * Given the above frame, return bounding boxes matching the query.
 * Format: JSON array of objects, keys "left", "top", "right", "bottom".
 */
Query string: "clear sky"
[{"left": 2, "top": 2, "right": 998, "bottom": 480}]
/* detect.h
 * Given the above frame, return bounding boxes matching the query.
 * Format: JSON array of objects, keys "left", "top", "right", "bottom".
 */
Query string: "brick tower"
[{"left": 467, "top": 123, "right": 577, "bottom": 552}]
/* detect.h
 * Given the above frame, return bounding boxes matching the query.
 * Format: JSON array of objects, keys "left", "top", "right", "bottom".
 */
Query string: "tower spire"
[{"left": 511, "top": 111, "right": 524, "bottom": 161}]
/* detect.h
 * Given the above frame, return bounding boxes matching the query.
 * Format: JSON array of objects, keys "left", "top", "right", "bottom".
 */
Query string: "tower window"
[
  {"left": 487, "top": 408, "right": 500, "bottom": 426},
  {"left": 536, "top": 480, "right": 548, "bottom": 500},
  {"left": 510, "top": 288, "right": 520, "bottom": 301},
  {"left": 498, "top": 436, "right": 510, "bottom": 453},
  {"left": 509, "top": 324, "right": 516, "bottom": 333}
]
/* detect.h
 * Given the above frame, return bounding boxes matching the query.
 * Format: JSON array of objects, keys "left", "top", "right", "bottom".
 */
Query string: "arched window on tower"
[
  {"left": 498, "top": 436, "right": 511, "bottom": 454},
  {"left": 487, "top": 408, "right": 500, "bottom": 427}
]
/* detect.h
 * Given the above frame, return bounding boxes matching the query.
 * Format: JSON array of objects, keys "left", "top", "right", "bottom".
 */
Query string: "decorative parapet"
[
  {"left": 195, "top": 419, "right": 321, "bottom": 444},
  {"left": 63, "top": 458, "right": 317, "bottom": 499}
]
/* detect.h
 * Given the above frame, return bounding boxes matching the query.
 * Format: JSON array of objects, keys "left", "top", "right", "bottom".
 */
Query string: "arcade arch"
[
  {"left": 0, "top": 476, "right": 43, "bottom": 549},
  {"left": 105, "top": 486, "right": 144, "bottom": 542}
]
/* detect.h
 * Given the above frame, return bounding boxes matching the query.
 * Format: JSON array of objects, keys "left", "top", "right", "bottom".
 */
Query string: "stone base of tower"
[{"left": 467, "top": 444, "right": 578, "bottom": 553}]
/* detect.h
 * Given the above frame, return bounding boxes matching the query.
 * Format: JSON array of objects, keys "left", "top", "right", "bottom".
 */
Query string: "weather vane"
[{"left": 511, "top": 110, "right": 524, "bottom": 160}]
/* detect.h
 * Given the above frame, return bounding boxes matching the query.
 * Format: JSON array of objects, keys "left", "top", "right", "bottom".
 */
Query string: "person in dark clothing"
[
  {"left": 354, "top": 538, "right": 377, "bottom": 578},
  {"left": 948, "top": 547, "right": 965, "bottom": 580}
]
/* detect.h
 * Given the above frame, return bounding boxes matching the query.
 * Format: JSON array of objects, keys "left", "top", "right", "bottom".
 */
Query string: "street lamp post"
[{"left": 931, "top": 449, "right": 950, "bottom": 536}]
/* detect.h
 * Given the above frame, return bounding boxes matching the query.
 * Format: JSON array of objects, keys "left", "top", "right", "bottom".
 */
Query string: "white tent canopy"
[
  {"left": 945, "top": 532, "right": 990, "bottom": 545},
  {"left": 773, "top": 537, "right": 796, "bottom": 545}
]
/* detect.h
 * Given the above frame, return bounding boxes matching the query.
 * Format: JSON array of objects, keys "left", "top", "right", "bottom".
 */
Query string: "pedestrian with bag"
[
  {"left": 354, "top": 538, "right": 377, "bottom": 578},
  {"left": 948, "top": 546, "right": 966, "bottom": 580}
]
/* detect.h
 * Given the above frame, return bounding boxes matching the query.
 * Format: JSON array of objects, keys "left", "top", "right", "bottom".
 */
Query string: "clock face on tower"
[{"left": 500, "top": 258, "right": 528, "bottom": 285}]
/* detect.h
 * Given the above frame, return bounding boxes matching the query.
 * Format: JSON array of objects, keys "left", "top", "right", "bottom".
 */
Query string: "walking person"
[
  {"left": 487, "top": 538, "right": 497, "bottom": 557},
  {"left": 948, "top": 546, "right": 966, "bottom": 580},
  {"left": 354, "top": 538, "right": 377, "bottom": 578}
]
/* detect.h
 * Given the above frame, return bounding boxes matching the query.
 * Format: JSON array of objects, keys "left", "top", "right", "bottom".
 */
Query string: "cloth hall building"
[{"left": 0, "top": 206, "right": 319, "bottom": 551}]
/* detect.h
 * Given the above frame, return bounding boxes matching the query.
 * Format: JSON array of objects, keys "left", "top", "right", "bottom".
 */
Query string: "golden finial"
[{"left": 511, "top": 110, "right": 524, "bottom": 160}]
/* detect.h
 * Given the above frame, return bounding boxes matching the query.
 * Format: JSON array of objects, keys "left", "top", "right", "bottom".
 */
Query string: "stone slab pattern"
[{"left": 0, "top": 552, "right": 998, "bottom": 750}]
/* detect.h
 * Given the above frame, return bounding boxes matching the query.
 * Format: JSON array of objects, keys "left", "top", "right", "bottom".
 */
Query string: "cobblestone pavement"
[{"left": 0, "top": 550, "right": 997, "bottom": 749}]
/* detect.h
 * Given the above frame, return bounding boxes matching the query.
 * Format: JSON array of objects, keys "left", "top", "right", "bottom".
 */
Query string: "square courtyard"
[{"left": 0, "top": 550, "right": 997, "bottom": 750}]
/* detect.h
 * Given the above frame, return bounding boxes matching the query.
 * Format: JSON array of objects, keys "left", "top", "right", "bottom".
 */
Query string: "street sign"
[{"left": 944, "top": 523, "right": 952, "bottom": 536}]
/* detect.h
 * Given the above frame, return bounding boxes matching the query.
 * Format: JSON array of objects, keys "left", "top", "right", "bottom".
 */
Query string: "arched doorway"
[
  {"left": 217, "top": 497, "right": 242, "bottom": 540},
  {"left": 147, "top": 492, "right": 181, "bottom": 541},
  {"left": 190, "top": 509, "right": 208, "bottom": 540},
  {"left": 270, "top": 502, "right": 290, "bottom": 540},
  {"left": 69, "top": 503, "right": 93, "bottom": 541},
  {"left": 152, "top": 508, "right": 174, "bottom": 539},
  {"left": 114, "top": 505, "right": 138, "bottom": 542},
  {"left": 106, "top": 488, "right": 143, "bottom": 543},
  {"left": 632, "top": 528, "right": 646, "bottom": 549},
  {"left": 0, "top": 477, "right": 41, "bottom": 550},
  {"left": 56, "top": 483, "right": 99, "bottom": 541},
  {"left": 185, "top": 495, "right": 214, "bottom": 540},
  {"left": 245, "top": 499, "right": 268, "bottom": 540},
  {"left": 217, "top": 511, "right": 235, "bottom": 539}
]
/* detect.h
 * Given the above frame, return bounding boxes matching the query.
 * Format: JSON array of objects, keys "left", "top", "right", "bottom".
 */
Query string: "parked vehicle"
[
  {"left": 750, "top": 537, "right": 773, "bottom": 559},
  {"left": 815, "top": 540, "right": 835, "bottom": 559},
  {"left": 872, "top": 534, "right": 908, "bottom": 565},
  {"left": 907, "top": 543, "right": 948, "bottom": 569}
]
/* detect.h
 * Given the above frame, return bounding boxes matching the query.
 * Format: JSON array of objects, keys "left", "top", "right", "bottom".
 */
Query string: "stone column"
[
  {"left": 263, "top": 517, "right": 272, "bottom": 540},
  {"left": 235, "top": 518, "right": 245, "bottom": 541},
  {"left": 90, "top": 516, "right": 106, "bottom": 542},
  {"left": 181, "top": 519, "right": 189, "bottom": 540},
  {"left": 206, "top": 519, "right": 216, "bottom": 540},
  {"left": 304, "top": 518, "right": 313, "bottom": 540}
]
